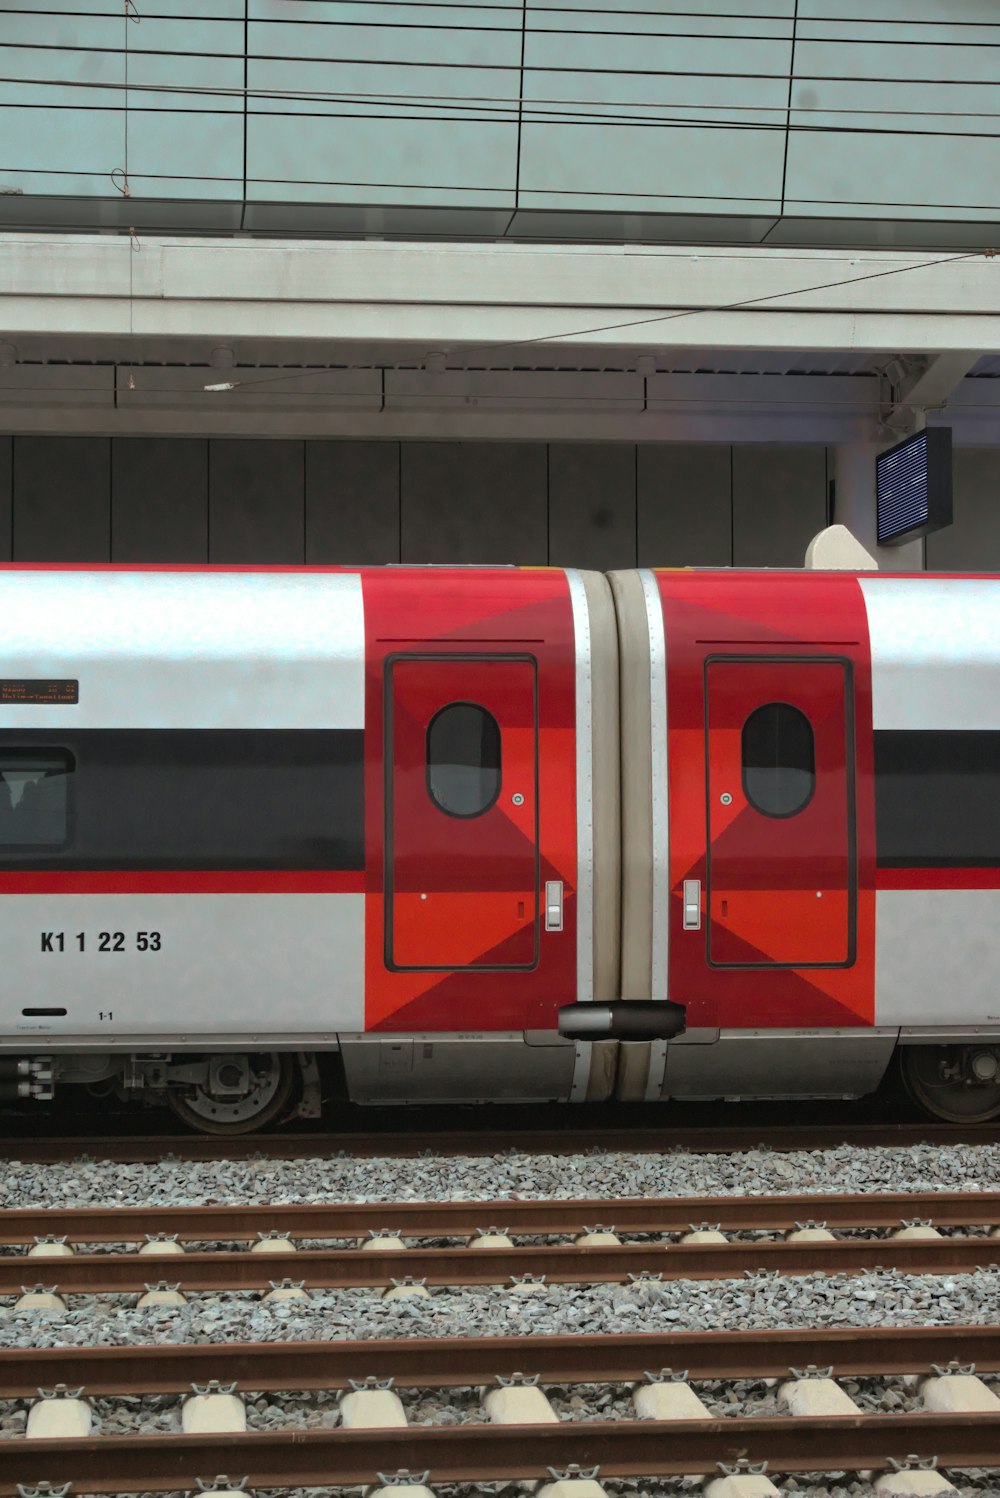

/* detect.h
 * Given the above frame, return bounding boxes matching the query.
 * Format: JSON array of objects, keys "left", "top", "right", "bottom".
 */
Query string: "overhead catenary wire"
[
  {"left": 7, "top": 72, "right": 1000, "bottom": 131},
  {"left": 6, "top": 2, "right": 1000, "bottom": 35},
  {"left": 6, "top": 39, "right": 1000, "bottom": 80}
]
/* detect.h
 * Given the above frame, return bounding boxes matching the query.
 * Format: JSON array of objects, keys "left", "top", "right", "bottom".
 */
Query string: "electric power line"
[{"left": 5, "top": 1, "right": 1000, "bottom": 33}]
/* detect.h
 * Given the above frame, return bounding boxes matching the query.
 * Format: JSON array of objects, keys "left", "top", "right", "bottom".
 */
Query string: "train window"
[
  {"left": 742, "top": 703, "right": 814, "bottom": 818},
  {"left": 0, "top": 750, "right": 74, "bottom": 847},
  {"left": 426, "top": 702, "right": 501, "bottom": 818}
]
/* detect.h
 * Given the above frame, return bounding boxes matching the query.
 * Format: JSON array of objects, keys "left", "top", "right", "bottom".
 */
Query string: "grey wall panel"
[
  {"left": 0, "top": 439, "right": 10, "bottom": 562},
  {"left": 112, "top": 439, "right": 208, "bottom": 563},
  {"left": 209, "top": 440, "right": 305, "bottom": 564},
  {"left": 5, "top": 0, "right": 1000, "bottom": 243},
  {"left": 250, "top": 5, "right": 521, "bottom": 66},
  {"left": 520, "top": 1, "right": 789, "bottom": 213},
  {"left": 246, "top": 5, "right": 519, "bottom": 205},
  {"left": 638, "top": 445, "right": 732, "bottom": 567},
  {"left": 548, "top": 443, "right": 636, "bottom": 570},
  {"left": 13, "top": 437, "right": 110, "bottom": 562},
  {"left": 732, "top": 446, "right": 827, "bottom": 569},
  {"left": 784, "top": 129, "right": 1000, "bottom": 222},
  {"left": 926, "top": 449, "right": 1000, "bottom": 572},
  {"left": 247, "top": 113, "right": 517, "bottom": 205},
  {"left": 0, "top": 106, "right": 121, "bottom": 197},
  {"left": 523, "top": 13, "right": 792, "bottom": 125},
  {"left": 799, "top": 0, "right": 994, "bottom": 17},
  {"left": 529, "top": 0, "right": 794, "bottom": 15},
  {"left": 401, "top": 443, "right": 547, "bottom": 565},
  {"left": 306, "top": 441, "right": 400, "bottom": 564},
  {"left": 518, "top": 122, "right": 785, "bottom": 214},
  {"left": 127, "top": 112, "right": 244, "bottom": 201}
]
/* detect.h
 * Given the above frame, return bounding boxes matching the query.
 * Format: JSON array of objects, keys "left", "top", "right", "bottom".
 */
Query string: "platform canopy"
[{"left": 0, "top": 235, "right": 998, "bottom": 444}]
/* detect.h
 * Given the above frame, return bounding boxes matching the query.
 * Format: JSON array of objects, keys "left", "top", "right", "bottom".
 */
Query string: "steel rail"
[
  {"left": 4, "top": 1413, "right": 1000, "bottom": 1492},
  {"left": 1, "top": 1120, "right": 998, "bottom": 1162},
  {"left": 2, "top": 1326, "right": 1000, "bottom": 1399},
  {"left": 4, "top": 1190, "right": 999, "bottom": 1244},
  {"left": 1, "top": 1236, "right": 997, "bottom": 1293}
]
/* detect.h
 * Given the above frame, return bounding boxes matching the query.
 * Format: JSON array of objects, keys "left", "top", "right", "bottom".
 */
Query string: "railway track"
[
  {"left": 6, "top": 1414, "right": 1000, "bottom": 1495},
  {"left": 3, "top": 1329, "right": 1000, "bottom": 1494},
  {"left": 2, "top": 1191, "right": 999, "bottom": 1293},
  {"left": 4, "top": 1188, "right": 1000, "bottom": 1241},
  {"left": 3, "top": 1324, "right": 1000, "bottom": 1394},
  {"left": 3, "top": 1234, "right": 998, "bottom": 1293},
  {"left": 2, "top": 1118, "right": 998, "bottom": 1161},
  {"left": 5, "top": 1149, "right": 1000, "bottom": 1494}
]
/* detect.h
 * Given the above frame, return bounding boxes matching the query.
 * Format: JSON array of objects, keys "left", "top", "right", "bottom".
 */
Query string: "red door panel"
[
  {"left": 386, "top": 655, "right": 538, "bottom": 971},
  {"left": 706, "top": 658, "right": 855, "bottom": 968}
]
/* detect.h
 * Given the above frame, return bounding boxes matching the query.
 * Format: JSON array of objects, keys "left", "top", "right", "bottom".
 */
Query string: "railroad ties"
[
  {"left": 3, "top": 1329, "right": 1000, "bottom": 1494},
  {"left": 4, "top": 1192, "right": 1000, "bottom": 1494},
  {"left": 1, "top": 1190, "right": 999, "bottom": 1296}
]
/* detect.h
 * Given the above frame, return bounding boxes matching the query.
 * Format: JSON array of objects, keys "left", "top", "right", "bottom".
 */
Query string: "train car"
[
  {"left": 1, "top": 561, "right": 998, "bottom": 1130},
  {"left": 0, "top": 564, "right": 621, "bottom": 1130},
  {"left": 613, "top": 567, "right": 1000, "bottom": 1124}
]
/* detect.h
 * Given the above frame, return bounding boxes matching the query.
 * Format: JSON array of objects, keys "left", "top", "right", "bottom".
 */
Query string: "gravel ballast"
[
  {"left": 3, "top": 1269, "right": 1000, "bottom": 1347},
  {"left": 1, "top": 1140, "right": 998, "bottom": 1210},
  {"left": 2, "top": 1139, "right": 998, "bottom": 1497}
]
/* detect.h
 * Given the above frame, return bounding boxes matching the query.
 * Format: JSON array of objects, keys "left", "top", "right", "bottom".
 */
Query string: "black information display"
[
  {"left": 0, "top": 680, "right": 79, "bottom": 705},
  {"left": 876, "top": 427, "right": 953, "bottom": 546}
]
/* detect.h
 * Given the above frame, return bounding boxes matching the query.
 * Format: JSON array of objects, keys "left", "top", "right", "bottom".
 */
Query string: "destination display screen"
[
  {"left": 0, "top": 680, "right": 79, "bottom": 705},
  {"left": 876, "top": 427, "right": 953, "bottom": 546}
]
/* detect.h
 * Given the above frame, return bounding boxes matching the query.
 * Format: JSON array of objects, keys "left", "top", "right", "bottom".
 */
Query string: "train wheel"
[
  {"left": 900, "top": 1045, "right": 1000, "bottom": 1123},
  {"left": 167, "top": 1053, "right": 296, "bottom": 1135}
]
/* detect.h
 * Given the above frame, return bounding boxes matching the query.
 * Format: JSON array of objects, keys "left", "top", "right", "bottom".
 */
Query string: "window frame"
[
  {"left": 0, "top": 745, "right": 76, "bottom": 853},
  {"left": 740, "top": 700, "right": 817, "bottom": 820},
  {"left": 425, "top": 699, "right": 502, "bottom": 820},
  {"left": 0, "top": 731, "right": 364, "bottom": 871}
]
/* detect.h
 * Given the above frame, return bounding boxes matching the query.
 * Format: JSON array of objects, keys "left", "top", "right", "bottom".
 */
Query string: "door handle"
[
  {"left": 545, "top": 880, "right": 564, "bottom": 932},
  {"left": 683, "top": 879, "right": 702, "bottom": 931}
]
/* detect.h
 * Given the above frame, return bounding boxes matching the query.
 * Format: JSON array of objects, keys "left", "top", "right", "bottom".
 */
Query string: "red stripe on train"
[
  {"left": 0, "top": 871, "right": 365, "bottom": 895},
  {"left": 877, "top": 867, "right": 1000, "bottom": 891}
]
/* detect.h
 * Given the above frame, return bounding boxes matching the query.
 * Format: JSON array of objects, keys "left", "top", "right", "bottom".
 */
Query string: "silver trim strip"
[
  {"left": 567, "top": 569, "right": 594, "bottom": 1102},
  {"left": 2, "top": 1034, "right": 341, "bottom": 1052},
  {"left": 638, "top": 568, "right": 669, "bottom": 1101},
  {"left": 567, "top": 569, "right": 594, "bottom": 1006}
]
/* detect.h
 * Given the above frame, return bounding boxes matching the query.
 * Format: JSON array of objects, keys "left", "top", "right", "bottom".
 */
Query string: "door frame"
[
  {"left": 383, "top": 650, "right": 541, "bottom": 973},
  {"left": 703, "top": 652, "right": 858, "bottom": 971}
]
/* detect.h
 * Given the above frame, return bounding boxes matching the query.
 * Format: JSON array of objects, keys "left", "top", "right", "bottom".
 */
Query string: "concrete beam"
[{"left": 1, "top": 237, "right": 997, "bottom": 357}]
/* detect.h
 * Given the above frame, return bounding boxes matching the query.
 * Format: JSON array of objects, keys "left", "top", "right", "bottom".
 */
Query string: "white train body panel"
[
  {"left": 9, "top": 893, "right": 365, "bottom": 1043},
  {"left": 0, "top": 570, "right": 368, "bottom": 1044},
  {"left": 0, "top": 569, "right": 365, "bottom": 729},
  {"left": 862, "top": 577, "right": 1000, "bottom": 1032},
  {"left": 861, "top": 577, "right": 1000, "bottom": 733}
]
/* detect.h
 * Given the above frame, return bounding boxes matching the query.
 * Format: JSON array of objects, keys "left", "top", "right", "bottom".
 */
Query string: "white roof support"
[
  {"left": 882, "top": 351, "right": 984, "bottom": 436},
  {"left": 0, "top": 235, "right": 997, "bottom": 441},
  {"left": 1, "top": 236, "right": 998, "bottom": 356}
]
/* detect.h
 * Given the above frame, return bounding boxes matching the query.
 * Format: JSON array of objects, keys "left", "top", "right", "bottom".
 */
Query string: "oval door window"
[
  {"left": 426, "top": 702, "right": 501, "bottom": 818},
  {"left": 741, "top": 701, "right": 815, "bottom": 818}
]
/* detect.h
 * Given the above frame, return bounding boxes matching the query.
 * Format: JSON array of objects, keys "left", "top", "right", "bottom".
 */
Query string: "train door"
[
  {"left": 705, "top": 657, "right": 856, "bottom": 968},
  {"left": 386, "top": 654, "right": 539, "bottom": 971}
]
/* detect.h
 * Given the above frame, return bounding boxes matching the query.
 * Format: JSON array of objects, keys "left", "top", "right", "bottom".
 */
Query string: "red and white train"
[{"left": 1, "top": 560, "right": 997, "bottom": 1130}]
